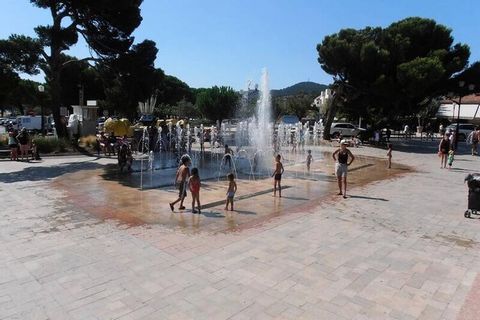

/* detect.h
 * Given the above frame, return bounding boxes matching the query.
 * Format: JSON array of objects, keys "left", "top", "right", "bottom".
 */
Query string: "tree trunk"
[
  {"left": 322, "top": 96, "right": 339, "bottom": 140},
  {"left": 50, "top": 72, "right": 67, "bottom": 138},
  {"left": 49, "top": 64, "right": 67, "bottom": 138},
  {"left": 47, "top": 6, "right": 68, "bottom": 138}
]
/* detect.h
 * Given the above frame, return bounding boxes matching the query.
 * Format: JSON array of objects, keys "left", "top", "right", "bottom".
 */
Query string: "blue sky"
[{"left": 1, "top": 0, "right": 478, "bottom": 90}]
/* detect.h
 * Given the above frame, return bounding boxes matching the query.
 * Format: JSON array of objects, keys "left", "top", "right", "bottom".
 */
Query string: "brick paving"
[{"left": 1, "top": 142, "right": 480, "bottom": 319}]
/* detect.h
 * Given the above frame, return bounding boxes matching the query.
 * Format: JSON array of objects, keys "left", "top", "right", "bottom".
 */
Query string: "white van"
[{"left": 16, "top": 116, "right": 52, "bottom": 132}]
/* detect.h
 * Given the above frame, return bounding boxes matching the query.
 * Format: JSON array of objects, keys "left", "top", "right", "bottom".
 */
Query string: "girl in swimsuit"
[
  {"left": 438, "top": 134, "right": 450, "bottom": 169},
  {"left": 188, "top": 167, "right": 201, "bottom": 214}
]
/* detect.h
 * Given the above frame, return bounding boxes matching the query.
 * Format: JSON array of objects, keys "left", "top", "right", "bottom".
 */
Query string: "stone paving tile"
[{"left": 2, "top": 144, "right": 480, "bottom": 319}]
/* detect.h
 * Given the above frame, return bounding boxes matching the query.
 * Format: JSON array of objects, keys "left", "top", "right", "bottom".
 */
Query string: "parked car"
[
  {"left": 330, "top": 122, "right": 365, "bottom": 138},
  {"left": 445, "top": 123, "right": 475, "bottom": 141},
  {"left": 278, "top": 115, "right": 300, "bottom": 125},
  {"left": 138, "top": 114, "right": 155, "bottom": 126},
  {"left": 7, "top": 117, "right": 17, "bottom": 126}
]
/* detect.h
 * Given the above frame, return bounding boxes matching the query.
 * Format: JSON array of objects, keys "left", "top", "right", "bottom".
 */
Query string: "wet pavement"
[{"left": 52, "top": 149, "right": 409, "bottom": 234}]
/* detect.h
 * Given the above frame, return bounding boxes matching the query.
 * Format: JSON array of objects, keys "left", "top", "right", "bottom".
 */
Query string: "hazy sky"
[{"left": 1, "top": 0, "right": 478, "bottom": 90}]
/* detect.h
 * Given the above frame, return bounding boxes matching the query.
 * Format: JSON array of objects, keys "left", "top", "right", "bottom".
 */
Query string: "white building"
[
  {"left": 436, "top": 94, "right": 480, "bottom": 123},
  {"left": 311, "top": 89, "right": 332, "bottom": 115}
]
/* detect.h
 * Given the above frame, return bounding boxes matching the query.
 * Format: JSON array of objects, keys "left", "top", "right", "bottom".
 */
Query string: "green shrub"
[
  {"left": 0, "top": 134, "right": 7, "bottom": 147},
  {"left": 34, "top": 136, "right": 72, "bottom": 153}
]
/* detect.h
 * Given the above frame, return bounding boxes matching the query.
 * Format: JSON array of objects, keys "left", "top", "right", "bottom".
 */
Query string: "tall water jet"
[{"left": 251, "top": 68, "right": 273, "bottom": 155}]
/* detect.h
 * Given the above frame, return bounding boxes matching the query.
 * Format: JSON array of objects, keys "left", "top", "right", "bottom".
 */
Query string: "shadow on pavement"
[
  {"left": 235, "top": 210, "right": 257, "bottom": 215},
  {"left": 281, "top": 196, "right": 310, "bottom": 201},
  {"left": 202, "top": 211, "right": 226, "bottom": 218},
  {"left": 450, "top": 168, "right": 475, "bottom": 173},
  {"left": 374, "top": 139, "right": 472, "bottom": 155},
  {"left": 348, "top": 195, "right": 389, "bottom": 201},
  {"left": 0, "top": 160, "right": 103, "bottom": 183}
]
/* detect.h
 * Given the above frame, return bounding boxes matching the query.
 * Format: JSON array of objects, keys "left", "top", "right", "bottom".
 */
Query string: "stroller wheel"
[{"left": 465, "top": 210, "right": 471, "bottom": 218}]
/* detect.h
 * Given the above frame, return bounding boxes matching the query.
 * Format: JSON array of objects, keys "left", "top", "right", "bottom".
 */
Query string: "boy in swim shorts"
[
  {"left": 225, "top": 173, "right": 237, "bottom": 211},
  {"left": 272, "top": 154, "right": 285, "bottom": 197}
]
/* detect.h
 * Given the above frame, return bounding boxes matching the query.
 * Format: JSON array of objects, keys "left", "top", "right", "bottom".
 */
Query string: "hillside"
[{"left": 271, "top": 81, "right": 328, "bottom": 97}]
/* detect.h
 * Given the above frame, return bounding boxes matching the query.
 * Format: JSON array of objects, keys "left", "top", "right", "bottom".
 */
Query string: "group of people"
[
  {"left": 438, "top": 126, "right": 480, "bottom": 169},
  {"left": 467, "top": 127, "right": 480, "bottom": 156},
  {"left": 98, "top": 132, "right": 119, "bottom": 156},
  {"left": 7, "top": 128, "right": 39, "bottom": 161},
  {"left": 166, "top": 140, "right": 362, "bottom": 215},
  {"left": 167, "top": 155, "right": 248, "bottom": 214}
]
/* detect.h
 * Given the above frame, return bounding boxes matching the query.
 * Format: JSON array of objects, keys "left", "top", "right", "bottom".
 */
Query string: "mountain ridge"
[{"left": 271, "top": 81, "right": 329, "bottom": 97}]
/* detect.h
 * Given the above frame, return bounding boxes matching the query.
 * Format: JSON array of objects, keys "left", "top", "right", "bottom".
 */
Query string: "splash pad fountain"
[{"left": 120, "top": 68, "right": 327, "bottom": 190}]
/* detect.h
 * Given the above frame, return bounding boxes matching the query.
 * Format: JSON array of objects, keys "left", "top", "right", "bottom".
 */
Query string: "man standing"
[
  {"left": 403, "top": 124, "right": 410, "bottom": 140},
  {"left": 332, "top": 140, "right": 355, "bottom": 199},
  {"left": 471, "top": 127, "right": 479, "bottom": 156}
]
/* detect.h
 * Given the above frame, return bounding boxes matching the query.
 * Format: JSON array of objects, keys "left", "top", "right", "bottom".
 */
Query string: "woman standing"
[
  {"left": 332, "top": 140, "right": 355, "bottom": 198},
  {"left": 8, "top": 131, "right": 18, "bottom": 161},
  {"left": 16, "top": 128, "right": 30, "bottom": 161},
  {"left": 438, "top": 134, "right": 451, "bottom": 169}
]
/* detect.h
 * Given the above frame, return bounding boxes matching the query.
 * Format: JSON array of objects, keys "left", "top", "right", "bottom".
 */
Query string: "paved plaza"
[{"left": 1, "top": 142, "right": 480, "bottom": 319}]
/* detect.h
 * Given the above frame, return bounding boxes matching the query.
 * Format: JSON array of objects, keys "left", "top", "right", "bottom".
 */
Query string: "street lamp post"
[
  {"left": 37, "top": 85, "right": 45, "bottom": 136},
  {"left": 454, "top": 81, "right": 475, "bottom": 150}
]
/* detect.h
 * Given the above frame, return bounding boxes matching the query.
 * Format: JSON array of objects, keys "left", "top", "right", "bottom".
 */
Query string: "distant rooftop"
[{"left": 440, "top": 94, "right": 480, "bottom": 104}]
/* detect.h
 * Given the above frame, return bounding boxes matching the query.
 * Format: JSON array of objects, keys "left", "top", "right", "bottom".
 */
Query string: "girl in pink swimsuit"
[{"left": 188, "top": 167, "right": 201, "bottom": 214}]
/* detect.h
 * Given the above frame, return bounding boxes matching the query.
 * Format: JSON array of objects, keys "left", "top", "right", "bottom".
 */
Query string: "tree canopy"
[
  {"left": 317, "top": 17, "right": 479, "bottom": 137},
  {"left": 0, "top": 0, "right": 144, "bottom": 136},
  {"left": 99, "top": 39, "right": 159, "bottom": 118},
  {"left": 195, "top": 86, "right": 239, "bottom": 122}
]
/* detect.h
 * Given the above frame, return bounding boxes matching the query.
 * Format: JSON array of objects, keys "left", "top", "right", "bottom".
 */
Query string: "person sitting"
[
  {"left": 31, "top": 139, "right": 41, "bottom": 160},
  {"left": 118, "top": 143, "right": 133, "bottom": 172},
  {"left": 98, "top": 132, "right": 109, "bottom": 156},
  {"left": 107, "top": 132, "right": 117, "bottom": 156}
]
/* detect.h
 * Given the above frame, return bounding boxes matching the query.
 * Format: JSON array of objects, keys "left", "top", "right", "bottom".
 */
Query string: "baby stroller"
[{"left": 464, "top": 174, "right": 480, "bottom": 218}]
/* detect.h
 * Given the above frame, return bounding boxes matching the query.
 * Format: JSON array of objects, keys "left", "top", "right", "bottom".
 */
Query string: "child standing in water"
[
  {"left": 188, "top": 167, "right": 201, "bottom": 214},
  {"left": 169, "top": 156, "right": 191, "bottom": 212},
  {"left": 447, "top": 150, "right": 455, "bottom": 169},
  {"left": 225, "top": 173, "right": 237, "bottom": 211},
  {"left": 386, "top": 143, "right": 392, "bottom": 169},
  {"left": 272, "top": 154, "right": 285, "bottom": 197},
  {"left": 306, "top": 150, "right": 313, "bottom": 172}
]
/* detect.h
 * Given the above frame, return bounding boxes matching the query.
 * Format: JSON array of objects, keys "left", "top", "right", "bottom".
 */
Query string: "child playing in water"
[
  {"left": 272, "top": 154, "right": 285, "bottom": 197},
  {"left": 188, "top": 167, "right": 201, "bottom": 214},
  {"left": 447, "top": 150, "right": 455, "bottom": 169},
  {"left": 386, "top": 143, "right": 392, "bottom": 169},
  {"left": 225, "top": 173, "right": 237, "bottom": 211},
  {"left": 306, "top": 150, "right": 313, "bottom": 172},
  {"left": 169, "top": 155, "right": 191, "bottom": 212}
]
